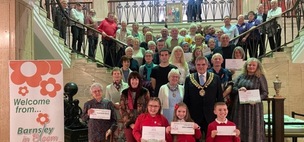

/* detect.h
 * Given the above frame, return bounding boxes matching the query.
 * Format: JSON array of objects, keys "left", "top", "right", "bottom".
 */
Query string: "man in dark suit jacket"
[
  {"left": 183, "top": 56, "right": 223, "bottom": 137},
  {"left": 256, "top": 4, "right": 268, "bottom": 56}
]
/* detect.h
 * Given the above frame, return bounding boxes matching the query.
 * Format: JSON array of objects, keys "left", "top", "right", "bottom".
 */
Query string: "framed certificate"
[
  {"left": 89, "top": 109, "right": 111, "bottom": 120},
  {"left": 238, "top": 89, "right": 261, "bottom": 104},
  {"left": 142, "top": 126, "right": 166, "bottom": 141},
  {"left": 170, "top": 122, "right": 194, "bottom": 135},
  {"left": 225, "top": 59, "right": 245, "bottom": 70}
]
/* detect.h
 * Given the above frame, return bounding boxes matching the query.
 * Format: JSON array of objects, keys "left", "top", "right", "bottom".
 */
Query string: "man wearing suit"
[
  {"left": 256, "top": 4, "right": 268, "bottom": 56},
  {"left": 196, "top": 0, "right": 203, "bottom": 22},
  {"left": 183, "top": 56, "right": 223, "bottom": 137}
]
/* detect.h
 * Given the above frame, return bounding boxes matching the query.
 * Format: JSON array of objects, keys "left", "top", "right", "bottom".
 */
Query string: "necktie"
[{"left": 199, "top": 74, "right": 205, "bottom": 85}]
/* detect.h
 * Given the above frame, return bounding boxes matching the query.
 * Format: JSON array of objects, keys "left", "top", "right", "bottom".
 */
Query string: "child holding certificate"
[
  {"left": 206, "top": 102, "right": 240, "bottom": 142},
  {"left": 133, "top": 97, "right": 172, "bottom": 142},
  {"left": 166, "top": 102, "right": 202, "bottom": 142}
]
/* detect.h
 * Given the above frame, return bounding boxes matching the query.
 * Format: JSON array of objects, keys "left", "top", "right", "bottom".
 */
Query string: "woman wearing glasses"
[{"left": 133, "top": 97, "right": 172, "bottom": 142}]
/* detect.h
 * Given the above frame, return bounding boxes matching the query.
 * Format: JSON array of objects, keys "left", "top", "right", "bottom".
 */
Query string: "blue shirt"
[
  {"left": 247, "top": 19, "right": 261, "bottom": 40},
  {"left": 256, "top": 13, "right": 264, "bottom": 22},
  {"left": 205, "top": 34, "right": 219, "bottom": 47},
  {"left": 236, "top": 23, "right": 248, "bottom": 35},
  {"left": 221, "top": 25, "right": 239, "bottom": 44}
]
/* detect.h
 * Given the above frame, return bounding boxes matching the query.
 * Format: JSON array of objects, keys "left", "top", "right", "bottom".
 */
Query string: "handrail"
[
  {"left": 52, "top": 0, "right": 127, "bottom": 68},
  {"left": 232, "top": 0, "right": 301, "bottom": 41},
  {"left": 230, "top": 17, "right": 278, "bottom": 42},
  {"left": 55, "top": 0, "right": 127, "bottom": 46},
  {"left": 231, "top": 0, "right": 303, "bottom": 58}
]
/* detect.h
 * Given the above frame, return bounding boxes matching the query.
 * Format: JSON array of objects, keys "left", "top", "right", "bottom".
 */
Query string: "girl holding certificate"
[
  {"left": 166, "top": 102, "right": 202, "bottom": 142},
  {"left": 230, "top": 58, "right": 268, "bottom": 142},
  {"left": 133, "top": 97, "right": 172, "bottom": 142}
]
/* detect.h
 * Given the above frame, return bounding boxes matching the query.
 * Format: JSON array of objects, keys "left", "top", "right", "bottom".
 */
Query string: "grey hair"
[
  {"left": 237, "top": 14, "right": 244, "bottom": 20},
  {"left": 189, "top": 23, "right": 197, "bottom": 29},
  {"left": 125, "top": 46, "right": 134, "bottom": 52},
  {"left": 232, "top": 46, "right": 246, "bottom": 59},
  {"left": 167, "top": 68, "right": 181, "bottom": 79},
  {"left": 90, "top": 83, "right": 103, "bottom": 92},
  {"left": 144, "top": 50, "right": 154, "bottom": 56},
  {"left": 148, "top": 41, "right": 156, "bottom": 46}
]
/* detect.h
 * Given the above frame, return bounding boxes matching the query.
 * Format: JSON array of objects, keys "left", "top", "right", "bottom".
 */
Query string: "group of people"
[
  {"left": 81, "top": 54, "right": 268, "bottom": 142},
  {"left": 53, "top": 1, "right": 279, "bottom": 141},
  {"left": 53, "top": 0, "right": 282, "bottom": 67},
  {"left": 53, "top": 1, "right": 118, "bottom": 63}
]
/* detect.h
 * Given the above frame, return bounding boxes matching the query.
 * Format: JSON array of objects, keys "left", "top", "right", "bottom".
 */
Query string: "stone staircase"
[
  {"left": 292, "top": 28, "right": 304, "bottom": 63},
  {"left": 64, "top": 57, "right": 113, "bottom": 108},
  {"left": 32, "top": 0, "right": 71, "bottom": 68},
  {"left": 32, "top": 0, "right": 113, "bottom": 107},
  {"left": 132, "top": 21, "right": 226, "bottom": 35},
  {"left": 32, "top": 0, "right": 304, "bottom": 120},
  {"left": 261, "top": 41, "right": 304, "bottom": 118}
]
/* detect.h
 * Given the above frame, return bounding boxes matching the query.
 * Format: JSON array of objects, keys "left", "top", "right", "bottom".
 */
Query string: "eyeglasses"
[{"left": 148, "top": 105, "right": 160, "bottom": 108}]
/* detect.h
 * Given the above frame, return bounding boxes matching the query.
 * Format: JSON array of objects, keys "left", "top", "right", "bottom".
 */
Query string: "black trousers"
[
  {"left": 258, "top": 33, "right": 266, "bottom": 56},
  {"left": 247, "top": 39, "right": 259, "bottom": 58},
  {"left": 268, "top": 28, "right": 282, "bottom": 52},
  {"left": 102, "top": 38, "right": 116, "bottom": 67},
  {"left": 88, "top": 35, "right": 98, "bottom": 59},
  {"left": 71, "top": 26, "right": 84, "bottom": 53}
]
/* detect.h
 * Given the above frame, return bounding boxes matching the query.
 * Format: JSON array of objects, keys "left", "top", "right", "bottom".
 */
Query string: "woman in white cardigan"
[{"left": 158, "top": 68, "right": 184, "bottom": 122}]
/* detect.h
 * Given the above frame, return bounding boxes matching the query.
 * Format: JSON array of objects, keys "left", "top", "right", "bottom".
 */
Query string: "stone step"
[
  {"left": 46, "top": 18, "right": 54, "bottom": 28},
  {"left": 39, "top": 7, "right": 47, "bottom": 18},
  {"left": 53, "top": 28, "right": 60, "bottom": 37},
  {"left": 273, "top": 52, "right": 289, "bottom": 58}
]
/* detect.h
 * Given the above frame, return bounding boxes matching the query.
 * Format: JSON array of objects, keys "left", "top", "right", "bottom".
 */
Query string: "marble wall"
[
  {"left": 0, "top": 0, "right": 15, "bottom": 141},
  {"left": 0, "top": 0, "right": 34, "bottom": 141}
]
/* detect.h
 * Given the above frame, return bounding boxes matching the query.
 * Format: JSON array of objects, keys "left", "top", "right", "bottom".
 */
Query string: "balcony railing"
[{"left": 108, "top": 0, "right": 240, "bottom": 24}]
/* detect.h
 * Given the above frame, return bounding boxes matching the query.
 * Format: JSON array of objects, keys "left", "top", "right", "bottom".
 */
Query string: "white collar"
[
  {"left": 198, "top": 72, "right": 207, "bottom": 77},
  {"left": 215, "top": 118, "right": 228, "bottom": 124}
]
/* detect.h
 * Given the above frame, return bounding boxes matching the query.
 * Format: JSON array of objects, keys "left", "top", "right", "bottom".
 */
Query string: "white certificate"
[
  {"left": 184, "top": 53, "right": 192, "bottom": 62},
  {"left": 238, "top": 89, "right": 261, "bottom": 104},
  {"left": 217, "top": 126, "right": 236, "bottom": 136},
  {"left": 170, "top": 122, "right": 194, "bottom": 135},
  {"left": 202, "top": 47, "right": 212, "bottom": 56},
  {"left": 89, "top": 109, "right": 111, "bottom": 120},
  {"left": 225, "top": 59, "right": 245, "bottom": 70},
  {"left": 142, "top": 126, "right": 165, "bottom": 141}
]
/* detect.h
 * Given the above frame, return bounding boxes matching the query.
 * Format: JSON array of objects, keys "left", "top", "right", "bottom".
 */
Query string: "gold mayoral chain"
[{"left": 190, "top": 72, "right": 214, "bottom": 96}]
